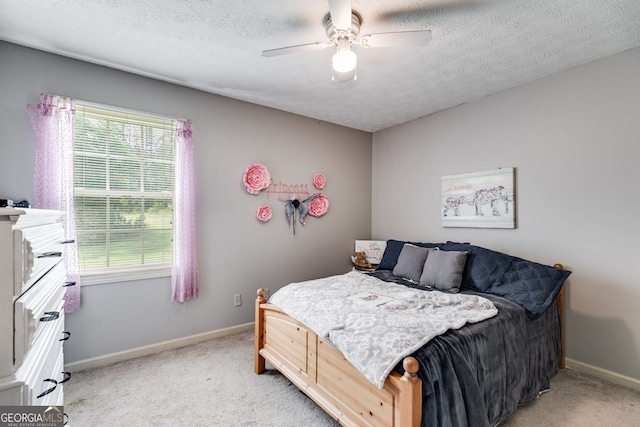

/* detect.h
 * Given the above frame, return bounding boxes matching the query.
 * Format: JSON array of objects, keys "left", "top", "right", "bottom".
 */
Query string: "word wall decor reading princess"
[{"left": 242, "top": 163, "right": 329, "bottom": 236}]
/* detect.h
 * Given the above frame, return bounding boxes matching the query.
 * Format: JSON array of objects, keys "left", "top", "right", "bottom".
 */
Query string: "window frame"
[{"left": 73, "top": 101, "right": 179, "bottom": 285}]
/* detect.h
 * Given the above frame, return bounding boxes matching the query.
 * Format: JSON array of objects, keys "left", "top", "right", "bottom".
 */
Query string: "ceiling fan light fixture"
[
  {"left": 332, "top": 47, "right": 357, "bottom": 73},
  {"left": 262, "top": 7, "right": 431, "bottom": 84}
]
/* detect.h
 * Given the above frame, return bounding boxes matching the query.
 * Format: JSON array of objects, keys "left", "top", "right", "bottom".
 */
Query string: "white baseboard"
[
  {"left": 65, "top": 322, "right": 255, "bottom": 373},
  {"left": 565, "top": 358, "right": 640, "bottom": 392}
]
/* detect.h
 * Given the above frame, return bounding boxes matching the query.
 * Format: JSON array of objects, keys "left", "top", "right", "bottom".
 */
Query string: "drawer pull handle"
[
  {"left": 38, "top": 251, "right": 62, "bottom": 258},
  {"left": 64, "top": 281, "right": 76, "bottom": 287},
  {"left": 36, "top": 379, "right": 57, "bottom": 398},
  {"left": 60, "top": 331, "right": 71, "bottom": 341},
  {"left": 40, "top": 311, "right": 60, "bottom": 322},
  {"left": 61, "top": 239, "right": 75, "bottom": 244},
  {"left": 60, "top": 371, "right": 72, "bottom": 384}
]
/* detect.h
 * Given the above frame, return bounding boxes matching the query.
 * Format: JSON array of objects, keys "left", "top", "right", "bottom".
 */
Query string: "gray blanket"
[{"left": 369, "top": 270, "right": 561, "bottom": 427}]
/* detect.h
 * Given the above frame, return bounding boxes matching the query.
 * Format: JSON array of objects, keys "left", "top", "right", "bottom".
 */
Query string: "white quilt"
[{"left": 269, "top": 271, "right": 498, "bottom": 389}]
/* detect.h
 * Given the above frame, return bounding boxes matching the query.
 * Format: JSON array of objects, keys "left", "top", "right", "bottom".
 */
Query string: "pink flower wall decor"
[
  {"left": 308, "top": 193, "right": 329, "bottom": 217},
  {"left": 313, "top": 173, "right": 326, "bottom": 190},
  {"left": 243, "top": 163, "right": 271, "bottom": 195},
  {"left": 256, "top": 205, "right": 272, "bottom": 222}
]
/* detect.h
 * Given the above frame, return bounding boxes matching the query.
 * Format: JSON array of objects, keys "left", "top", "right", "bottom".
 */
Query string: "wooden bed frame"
[{"left": 254, "top": 264, "right": 566, "bottom": 427}]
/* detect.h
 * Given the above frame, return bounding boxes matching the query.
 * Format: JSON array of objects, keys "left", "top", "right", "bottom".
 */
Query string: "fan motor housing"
[{"left": 324, "top": 11, "right": 361, "bottom": 43}]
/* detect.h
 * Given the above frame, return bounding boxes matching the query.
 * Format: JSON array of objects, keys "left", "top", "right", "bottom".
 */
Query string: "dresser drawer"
[
  {"left": 14, "top": 263, "right": 66, "bottom": 368},
  {"left": 35, "top": 349, "right": 65, "bottom": 407},
  {"left": 14, "top": 222, "right": 65, "bottom": 296},
  {"left": 16, "top": 309, "right": 66, "bottom": 406}
]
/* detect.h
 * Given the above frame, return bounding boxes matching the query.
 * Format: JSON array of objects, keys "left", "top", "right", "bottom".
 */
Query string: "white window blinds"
[{"left": 74, "top": 103, "right": 175, "bottom": 272}]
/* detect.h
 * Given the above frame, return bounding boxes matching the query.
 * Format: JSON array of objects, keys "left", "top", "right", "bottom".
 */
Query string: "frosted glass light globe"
[{"left": 332, "top": 49, "right": 357, "bottom": 73}]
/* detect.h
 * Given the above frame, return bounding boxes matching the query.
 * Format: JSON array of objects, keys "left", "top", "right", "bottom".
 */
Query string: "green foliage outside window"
[{"left": 74, "top": 105, "right": 175, "bottom": 271}]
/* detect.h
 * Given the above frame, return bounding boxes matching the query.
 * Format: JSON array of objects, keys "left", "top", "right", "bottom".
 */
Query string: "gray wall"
[
  {"left": 372, "top": 47, "right": 640, "bottom": 381},
  {"left": 0, "top": 41, "right": 372, "bottom": 363}
]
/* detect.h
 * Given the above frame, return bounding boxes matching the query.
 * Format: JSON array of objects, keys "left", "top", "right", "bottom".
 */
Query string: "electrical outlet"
[
  {"left": 264, "top": 288, "right": 270, "bottom": 300},
  {"left": 234, "top": 294, "right": 242, "bottom": 307}
]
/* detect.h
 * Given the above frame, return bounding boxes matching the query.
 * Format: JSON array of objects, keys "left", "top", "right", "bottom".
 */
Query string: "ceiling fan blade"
[
  {"left": 262, "top": 42, "right": 331, "bottom": 57},
  {"left": 358, "top": 30, "right": 432, "bottom": 48},
  {"left": 327, "top": 0, "right": 353, "bottom": 31}
]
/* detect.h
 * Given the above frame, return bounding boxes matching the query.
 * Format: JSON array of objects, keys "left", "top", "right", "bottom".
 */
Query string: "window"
[{"left": 74, "top": 103, "right": 176, "bottom": 281}]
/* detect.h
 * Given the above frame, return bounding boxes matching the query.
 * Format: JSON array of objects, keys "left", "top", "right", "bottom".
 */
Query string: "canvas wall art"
[{"left": 441, "top": 168, "right": 515, "bottom": 228}]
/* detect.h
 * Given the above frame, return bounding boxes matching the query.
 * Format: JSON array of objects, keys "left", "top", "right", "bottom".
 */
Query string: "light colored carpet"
[{"left": 65, "top": 331, "right": 640, "bottom": 426}]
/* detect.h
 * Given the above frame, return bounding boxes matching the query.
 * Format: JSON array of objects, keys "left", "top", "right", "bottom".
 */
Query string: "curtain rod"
[{"left": 52, "top": 94, "right": 189, "bottom": 122}]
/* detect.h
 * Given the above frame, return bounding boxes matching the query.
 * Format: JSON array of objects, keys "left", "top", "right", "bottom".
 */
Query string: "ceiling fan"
[{"left": 262, "top": 0, "right": 432, "bottom": 82}]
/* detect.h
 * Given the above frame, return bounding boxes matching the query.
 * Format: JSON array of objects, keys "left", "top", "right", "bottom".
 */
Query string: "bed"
[{"left": 254, "top": 240, "right": 571, "bottom": 427}]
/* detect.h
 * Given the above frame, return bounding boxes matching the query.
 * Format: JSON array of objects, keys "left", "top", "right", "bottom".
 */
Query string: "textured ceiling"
[{"left": 1, "top": 0, "right": 639, "bottom": 132}]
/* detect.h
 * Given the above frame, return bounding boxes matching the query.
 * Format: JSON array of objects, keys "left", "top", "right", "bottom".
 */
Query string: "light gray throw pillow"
[
  {"left": 392, "top": 244, "right": 433, "bottom": 282},
  {"left": 419, "top": 250, "right": 468, "bottom": 291}
]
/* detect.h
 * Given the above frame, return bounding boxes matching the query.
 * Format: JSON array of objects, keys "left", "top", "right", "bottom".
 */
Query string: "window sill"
[{"left": 80, "top": 266, "right": 172, "bottom": 286}]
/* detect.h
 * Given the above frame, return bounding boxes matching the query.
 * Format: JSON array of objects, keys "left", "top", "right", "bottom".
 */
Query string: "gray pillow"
[
  {"left": 419, "top": 250, "right": 468, "bottom": 291},
  {"left": 392, "top": 244, "right": 433, "bottom": 282}
]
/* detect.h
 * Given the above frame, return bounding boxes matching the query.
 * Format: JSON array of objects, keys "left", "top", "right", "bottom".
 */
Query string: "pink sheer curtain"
[
  {"left": 27, "top": 94, "right": 81, "bottom": 313},
  {"left": 172, "top": 120, "right": 199, "bottom": 302}
]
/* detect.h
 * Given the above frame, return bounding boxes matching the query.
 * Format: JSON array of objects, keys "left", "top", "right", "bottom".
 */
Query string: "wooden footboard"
[{"left": 255, "top": 289, "right": 421, "bottom": 427}]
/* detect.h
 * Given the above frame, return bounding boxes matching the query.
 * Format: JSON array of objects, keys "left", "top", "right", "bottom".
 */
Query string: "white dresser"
[{"left": 0, "top": 208, "right": 70, "bottom": 406}]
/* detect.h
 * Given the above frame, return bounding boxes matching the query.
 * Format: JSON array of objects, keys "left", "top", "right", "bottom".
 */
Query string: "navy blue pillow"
[
  {"left": 443, "top": 242, "right": 570, "bottom": 319},
  {"left": 376, "top": 240, "right": 444, "bottom": 271},
  {"left": 376, "top": 240, "right": 407, "bottom": 271}
]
